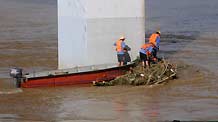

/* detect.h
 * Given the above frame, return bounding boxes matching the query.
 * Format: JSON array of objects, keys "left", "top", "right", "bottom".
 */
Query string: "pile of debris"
[{"left": 93, "top": 59, "right": 177, "bottom": 86}]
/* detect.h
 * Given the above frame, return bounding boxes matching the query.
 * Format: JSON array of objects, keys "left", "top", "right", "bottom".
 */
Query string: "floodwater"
[{"left": 0, "top": 0, "right": 218, "bottom": 121}]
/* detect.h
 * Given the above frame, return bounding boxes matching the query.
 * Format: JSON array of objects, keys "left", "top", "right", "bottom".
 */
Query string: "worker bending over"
[
  {"left": 123, "top": 45, "right": 131, "bottom": 65},
  {"left": 139, "top": 43, "right": 153, "bottom": 68},
  {"left": 114, "top": 36, "right": 126, "bottom": 66},
  {"left": 149, "top": 31, "right": 161, "bottom": 60}
]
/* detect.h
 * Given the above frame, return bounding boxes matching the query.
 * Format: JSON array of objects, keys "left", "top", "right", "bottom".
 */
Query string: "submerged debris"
[{"left": 93, "top": 59, "right": 177, "bottom": 86}]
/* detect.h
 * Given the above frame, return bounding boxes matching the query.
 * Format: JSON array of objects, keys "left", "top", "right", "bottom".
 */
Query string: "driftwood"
[{"left": 93, "top": 59, "right": 177, "bottom": 86}]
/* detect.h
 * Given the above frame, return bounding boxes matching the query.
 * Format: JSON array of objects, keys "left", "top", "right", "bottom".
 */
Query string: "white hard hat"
[{"left": 119, "top": 36, "right": 125, "bottom": 40}]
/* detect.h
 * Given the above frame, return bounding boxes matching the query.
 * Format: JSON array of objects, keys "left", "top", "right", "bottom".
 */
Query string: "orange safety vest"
[
  {"left": 116, "top": 40, "right": 123, "bottom": 52},
  {"left": 149, "top": 33, "right": 159, "bottom": 46},
  {"left": 141, "top": 43, "right": 152, "bottom": 55},
  {"left": 141, "top": 43, "right": 152, "bottom": 50}
]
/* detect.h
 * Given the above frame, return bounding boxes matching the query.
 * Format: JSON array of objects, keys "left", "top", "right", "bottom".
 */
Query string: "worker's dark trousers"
[{"left": 152, "top": 47, "right": 158, "bottom": 58}]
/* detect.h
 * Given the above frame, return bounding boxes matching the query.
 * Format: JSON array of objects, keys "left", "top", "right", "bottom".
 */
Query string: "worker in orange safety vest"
[
  {"left": 139, "top": 43, "right": 153, "bottom": 68},
  {"left": 149, "top": 31, "right": 161, "bottom": 60},
  {"left": 114, "top": 36, "right": 126, "bottom": 66}
]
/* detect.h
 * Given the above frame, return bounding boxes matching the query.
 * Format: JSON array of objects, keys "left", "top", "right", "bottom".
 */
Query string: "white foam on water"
[
  {"left": 0, "top": 114, "right": 22, "bottom": 122},
  {"left": 0, "top": 88, "right": 23, "bottom": 95}
]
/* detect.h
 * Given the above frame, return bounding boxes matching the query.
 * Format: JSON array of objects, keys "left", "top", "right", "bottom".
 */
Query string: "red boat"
[{"left": 10, "top": 63, "right": 134, "bottom": 88}]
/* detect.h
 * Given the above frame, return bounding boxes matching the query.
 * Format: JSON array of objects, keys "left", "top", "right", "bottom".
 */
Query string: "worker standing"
[
  {"left": 114, "top": 36, "right": 126, "bottom": 66},
  {"left": 149, "top": 31, "right": 161, "bottom": 60},
  {"left": 139, "top": 43, "right": 153, "bottom": 68}
]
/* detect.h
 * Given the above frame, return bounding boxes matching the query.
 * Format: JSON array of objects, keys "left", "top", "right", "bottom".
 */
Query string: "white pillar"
[{"left": 58, "top": 0, "right": 145, "bottom": 69}]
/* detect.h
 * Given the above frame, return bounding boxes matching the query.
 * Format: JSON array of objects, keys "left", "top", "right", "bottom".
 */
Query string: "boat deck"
[{"left": 25, "top": 63, "right": 133, "bottom": 79}]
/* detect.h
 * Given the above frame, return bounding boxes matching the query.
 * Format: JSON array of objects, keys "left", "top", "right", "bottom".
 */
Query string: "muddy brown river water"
[{"left": 0, "top": 0, "right": 218, "bottom": 121}]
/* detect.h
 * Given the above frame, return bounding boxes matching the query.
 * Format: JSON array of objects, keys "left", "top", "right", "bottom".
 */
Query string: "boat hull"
[{"left": 21, "top": 64, "right": 133, "bottom": 88}]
